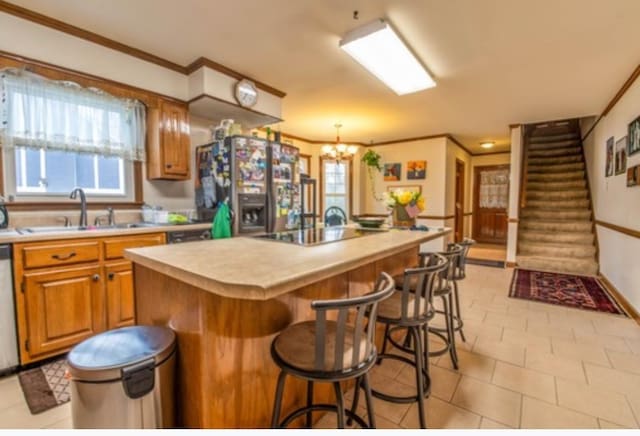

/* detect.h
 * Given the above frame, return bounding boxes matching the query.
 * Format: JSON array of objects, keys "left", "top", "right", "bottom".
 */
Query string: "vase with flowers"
[{"left": 383, "top": 189, "right": 425, "bottom": 227}]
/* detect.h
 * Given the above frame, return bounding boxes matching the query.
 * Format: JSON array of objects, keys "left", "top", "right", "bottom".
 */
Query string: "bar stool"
[
  {"left": 447, "top": 238, "right": 475, "bottom": 342},
  {"left": 362, "top": 254, "right": 448, "bottom": 429},
  {"left": 425, "top": 244, "right": 465, "bottom": 370},
  {"left": 270, "top": 273, "right": 395, "bottom": 429}
]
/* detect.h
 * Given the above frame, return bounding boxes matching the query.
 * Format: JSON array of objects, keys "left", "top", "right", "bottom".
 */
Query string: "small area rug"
[
  {"left": 18, "top": 358, "right": 70, "bottom": 414},
  {"left": 509, "top": 268, "right": 626, "bottom": 316}
]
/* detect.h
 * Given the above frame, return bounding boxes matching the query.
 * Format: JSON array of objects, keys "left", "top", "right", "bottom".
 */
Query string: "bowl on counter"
[{"left": 353, "top": 216, "right": 387, "bottom": 229}]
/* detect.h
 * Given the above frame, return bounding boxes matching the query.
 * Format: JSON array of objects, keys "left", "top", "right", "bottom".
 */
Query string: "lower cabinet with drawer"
[{"left": 13, "top": 232, "right": 166, "bottom": 364}]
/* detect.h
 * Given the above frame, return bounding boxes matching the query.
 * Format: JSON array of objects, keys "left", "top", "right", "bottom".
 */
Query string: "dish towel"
[{"left": 211, "top": 202, "right": 232, "bottom": 239}]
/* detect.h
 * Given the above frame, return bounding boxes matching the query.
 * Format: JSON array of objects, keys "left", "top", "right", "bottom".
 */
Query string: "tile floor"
[{"left": 1, "top": 264, "right": 639, "bottom": 429}]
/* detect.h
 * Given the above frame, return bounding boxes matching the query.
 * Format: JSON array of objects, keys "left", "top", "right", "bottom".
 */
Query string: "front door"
[{"left": 473, "top": 165, "right": 510, "bottom": 244}]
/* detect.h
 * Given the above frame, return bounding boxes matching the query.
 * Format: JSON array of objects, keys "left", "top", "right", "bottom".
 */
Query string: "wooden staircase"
[{"left": 516, "top": 119, "right": 599, "bottom": 276}]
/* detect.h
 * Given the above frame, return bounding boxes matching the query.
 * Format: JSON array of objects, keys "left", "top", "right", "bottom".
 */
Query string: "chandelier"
[{"left": 321, "top": 123, "right": 358, "bottom": 163}]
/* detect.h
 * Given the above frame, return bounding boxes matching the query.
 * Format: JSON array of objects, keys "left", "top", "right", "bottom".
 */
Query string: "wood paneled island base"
[{"left": 129, "top": 228, "right": 449, "bottom": 428}]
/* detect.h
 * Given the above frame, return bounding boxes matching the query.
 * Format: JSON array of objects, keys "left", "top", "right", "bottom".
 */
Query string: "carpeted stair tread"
[
  {"left": 528, "top": 133, "right": 580, "bottom": 143},
  {"left": 519, "top": 229, "right": 594, "bottom": 244},
  {"left": 527, "top": 180, "right": 587, "bottom": 191},
  {"left": 520, "top": 208, "right": 591, "bottom": 220},
  {"left": 528, "top": 155, "right": 584, "bottom": 165},
  {"left": 526, "top": 198, "right": 590, "bottom": 209},
  {"left": 516, "top": 255, "right": 599, "bottom": 276},
  {"left": 527, "top": 140, "right": 581, "bottom": 150},
  {"left": 519, "top": 220, "right": 593, "bottom": 232},
  {"left": 528, "top": 147, "right": 582, "bottom": 157},
  {"left": 518, "top": 241, "right": 596, "bottom": 259},
  {"left": 526, "top": 189, "right": 588, "bottom": 200},
  {"left": 527, "top": 170, "right": 585, "bottom": 181},
  {"left": 528, "top": 162, "right": 585, "bottom": 173}
]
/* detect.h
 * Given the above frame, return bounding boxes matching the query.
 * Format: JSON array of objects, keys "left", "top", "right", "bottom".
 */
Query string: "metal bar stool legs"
[{"left": 428, "top": 294, "right": 459, "bottom": 370}]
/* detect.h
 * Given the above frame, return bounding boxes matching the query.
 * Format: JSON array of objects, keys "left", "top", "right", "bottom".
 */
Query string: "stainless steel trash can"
[{"left": 67, "top": 326, "right": 176, "bottom": 429}]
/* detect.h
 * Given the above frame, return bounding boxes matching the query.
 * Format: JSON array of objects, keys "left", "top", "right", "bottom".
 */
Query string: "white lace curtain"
[
  {"left": 479, "top": 169, "right": 509, "bottom": 209},
  {"left": 0, "top": 68, "right": 146, "bottom": 161}
]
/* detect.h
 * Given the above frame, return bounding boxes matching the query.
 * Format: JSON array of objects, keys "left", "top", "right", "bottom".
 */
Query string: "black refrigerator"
[{"left": 195, "top": 135, "right": 300, "bottom": 235}]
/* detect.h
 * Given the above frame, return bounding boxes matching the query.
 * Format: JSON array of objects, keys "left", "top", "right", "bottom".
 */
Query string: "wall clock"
[{"left": 234, "top": 79, "right": 258, "bottom": 108}]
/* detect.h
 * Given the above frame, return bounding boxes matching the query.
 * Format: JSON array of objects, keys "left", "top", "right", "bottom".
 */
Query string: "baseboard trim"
[
  {"left": 506, "top": 261, "right": 517, "bottom": 268},
  {"left": 599, "top": 274, "right": 640, "bottom": 324}
]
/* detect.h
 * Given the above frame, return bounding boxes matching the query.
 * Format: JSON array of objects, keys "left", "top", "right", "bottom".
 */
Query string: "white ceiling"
[{"left": 8, "top": 0, "right": 640, "bottom": 153}]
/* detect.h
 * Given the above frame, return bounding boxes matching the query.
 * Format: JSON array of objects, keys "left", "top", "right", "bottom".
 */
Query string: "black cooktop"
[{"left": 254, "top": 226, "right": 386, "bottom": 246}]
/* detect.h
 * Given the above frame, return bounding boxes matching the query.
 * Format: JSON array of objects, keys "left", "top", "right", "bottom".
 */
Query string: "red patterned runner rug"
[{"left": 509, "top": 269, "right": 626, "bottom": 316}]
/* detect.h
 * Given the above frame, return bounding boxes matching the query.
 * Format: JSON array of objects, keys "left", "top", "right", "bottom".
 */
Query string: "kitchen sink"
[{"left": 16, "top": 222, "right": 161, "bottom": 234}]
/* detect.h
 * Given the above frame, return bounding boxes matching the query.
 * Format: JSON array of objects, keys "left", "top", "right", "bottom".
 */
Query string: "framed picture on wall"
[
  {"left": 386, "top": 185, "right": 422, "bottom": 195},
  {"left": 628, "top": 116, "right": 640, "bottom": 156},
  {"left": 407, "top": 160, "right": 427, "bottom": 179},
  {"left": 605, "top": 136, "right": 614, "bottom": 177},
  {"left": 383, "top": 163, "right": 401, "bottom": 181},
  {"left": 628, "top": 165, "right": 640, "bottom": 187},
  {"left": 615, "top": 136, "right": 627, "bottom": 175}
]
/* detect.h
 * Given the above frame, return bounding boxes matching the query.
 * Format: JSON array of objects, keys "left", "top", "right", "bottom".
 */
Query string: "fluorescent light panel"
[{"left": 340, "top": 19, "right": 435, "bottom": 95}]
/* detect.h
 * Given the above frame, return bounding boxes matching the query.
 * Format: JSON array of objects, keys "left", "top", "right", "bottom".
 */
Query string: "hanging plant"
[{"left": 361, "top": 149, "right": 384, "bottom": 201}]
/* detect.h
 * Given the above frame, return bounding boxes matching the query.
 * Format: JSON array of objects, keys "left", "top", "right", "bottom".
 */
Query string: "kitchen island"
[{"left": 125, "top": 226, "right": 450, "bottom": 428}]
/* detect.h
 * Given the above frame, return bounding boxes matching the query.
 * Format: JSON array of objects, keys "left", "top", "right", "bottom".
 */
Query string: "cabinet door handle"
[
  {"left": 92, "top": 274, "right": 100, "bottom": 282},
  {"left": 52, "top": 252, "right": 76, "bottom": 261},
  {"left": 108, "top": 272, "right": 115, "bottom": 281},
  {"left": 166, "top": 164, "right": 173, "bottom": 169}
]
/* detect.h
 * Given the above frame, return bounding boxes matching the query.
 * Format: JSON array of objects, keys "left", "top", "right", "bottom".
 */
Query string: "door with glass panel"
[
  {"left": 321, "top": 158, "right": 351, "bottom": 221},
  {"left": 472, "top": 165, "right": 510, "bottom": 244}
]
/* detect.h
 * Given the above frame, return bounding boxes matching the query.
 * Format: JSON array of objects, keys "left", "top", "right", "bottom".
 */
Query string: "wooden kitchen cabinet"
[
  {"left": 105, "top": 261, "right": 135, "bottom": 329},
  {"left": 146, "top": 100, "right": 191, "bottom": 180},
  {"left": 22, "top": 264, "right": 105, "bottom": 360},
  {"left": 13, "top": 232, "right": 166, "bottom": 364}
]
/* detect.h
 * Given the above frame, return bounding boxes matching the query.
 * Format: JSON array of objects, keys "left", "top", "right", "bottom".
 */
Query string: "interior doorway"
[
  {"left": 454, "top": 159, "right": 465, "bottom": 243},
  {"left": 472, "top": 165, "right": 510, "bottom": 244}
]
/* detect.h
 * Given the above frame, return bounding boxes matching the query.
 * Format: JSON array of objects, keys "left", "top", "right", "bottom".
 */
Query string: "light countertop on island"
[{"left": 124, "top": 227, "right": 450, "bottom": 301}]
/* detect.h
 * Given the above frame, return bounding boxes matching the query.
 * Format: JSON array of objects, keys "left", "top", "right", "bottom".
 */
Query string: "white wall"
[
  {"left": 507, "top": 126, "right": 523, "bottom": 263},
  {"left": 582, "top": 80, "right": 640, "bottom": 310}
]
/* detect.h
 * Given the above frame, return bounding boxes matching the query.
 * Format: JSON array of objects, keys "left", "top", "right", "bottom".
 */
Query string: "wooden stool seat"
[
  {"left": 273, "top": 320, "right": 369, "bottom": 372},
  {"left": 377, "top": 291, "right": 428, "bottom": 320}
]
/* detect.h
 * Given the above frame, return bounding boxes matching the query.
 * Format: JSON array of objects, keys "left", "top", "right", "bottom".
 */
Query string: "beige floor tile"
[
  {"left": 592, "top": 316, "right": 640, "bottom": 339},
  {"left": 521, "top": 396, "right": 598, "bottom": 429},
  {"left": 45, "top": 417, "right": 73, "bottom": 429},
  {"left": 461, "top": 307, "right": 487, "bottom": 323},
  {"left": 354, "top": 373, "right": 413, "bottom": 424},
  {"left": 574, "top": 331, "right": 631, "bottom": 353},
  {"left": 480, "top": 417, "right": 512, "bottom": 428},
  {"left": 598, "top": 418, "right": 633, "bottom": 429},
  {"left": 436, "top": 348, "right": 497, "bottom": 382},
  {"left": 401, "top": 396, "right": 482, "bottom": 429},
  {"left": 551, "top": 337, "right": 611, "bottom": 366},
  {"left": 527, "top": 319, "right": 575, "bottom": 340},
  {"left": 606, "top": 349, "right": 640, "bottom": 375},
  {"left": 451, "top": 376, "right": 521, "bottom": 428},
  {"left": 483, "top": 312, "right": 527, "bottom": 331},
  {"left": 0, "top": 402, "right": 70, "bottom": 429},
  {"left": 492, "top": 361, "right": 556, "bottom": 403},
  {"left": 624, "top": 392, "right": 640, "bottom": 428},
  {"left": 625, "top": 338, "right": 640, "bottom": 355},
  {"left": 556, "top": 377, "right": 637, "bottom": 427},
  {"left": 584, "top": 362, "right": 640, "bottom": 396},
  {"left": 371, "top": 355, "right": 405, "bottom": 380},
  {"left": 548, "top": 312, "right": 597, "bottom": 334},
  {"left": 526, "top": 351, "right": 586, "bottom": 383},
  {"left": 396, "top": 363, "right": 460, "bottom": 402},
  {"left": 472, "top": 337, "right": 525, "bottom": 366},
  {"left": 0, "top": 376, "right": 26, "bottom": 410},
  {"left": 502, "top": 328, "right": 552, "bottom": 353}
]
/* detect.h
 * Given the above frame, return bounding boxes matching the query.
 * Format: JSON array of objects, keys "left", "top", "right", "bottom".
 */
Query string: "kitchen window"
[
  {"left": 322, "top": 158, "right": 351, "bottom": 218},
  {"left": 0, "top": 68, "right": 145, "bottom": 199}
]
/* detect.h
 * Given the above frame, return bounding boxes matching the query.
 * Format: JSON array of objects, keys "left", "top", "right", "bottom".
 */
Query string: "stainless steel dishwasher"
[{"left": 0, "top": 244, "right": 18, "bottom": 373}]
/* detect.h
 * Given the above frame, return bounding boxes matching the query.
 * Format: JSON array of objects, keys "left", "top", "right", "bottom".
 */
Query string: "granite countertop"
[
  {"left": 0, "top": 223, "right": 212, "bottom": 244},
  {"left": 124, "top": 227, "right": 451, "bottom": 301}
]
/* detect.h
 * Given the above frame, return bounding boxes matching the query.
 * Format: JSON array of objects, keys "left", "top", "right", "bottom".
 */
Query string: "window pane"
[
  {"left": 325, "top": 196, "right": 346, "bottom": 214},
  {"left": 98, "top": 156, "right": 120, "bottom": 189},
  {"left": 25, "top": 148, "right": 41, "bottom": 187},
  {"left": 76, "top": 154, "right": 96, "bottom": 189},
  {"left": 45, "top": 150, "right": 76, "bottom": 192}
]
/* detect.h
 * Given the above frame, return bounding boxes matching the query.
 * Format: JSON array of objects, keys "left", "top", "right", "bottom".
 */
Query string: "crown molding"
[{"left": 0, "top": 0, "right": 286, "bottom": 98}]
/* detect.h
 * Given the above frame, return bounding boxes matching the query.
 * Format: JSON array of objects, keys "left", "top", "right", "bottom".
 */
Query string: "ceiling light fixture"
[
  {"left": 321, "top": 123, "right": 358, "bottom": 163},
  {"left": 339, "top": 18, "right": 436, "bottom": 95},
  {"left": 480, "top": 142, "right": 495, "bottom": 149}
]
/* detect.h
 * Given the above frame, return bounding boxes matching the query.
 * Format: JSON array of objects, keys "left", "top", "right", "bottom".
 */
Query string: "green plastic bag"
[{"left": 211, "top": 202, "right": 232, "bottom": 239}]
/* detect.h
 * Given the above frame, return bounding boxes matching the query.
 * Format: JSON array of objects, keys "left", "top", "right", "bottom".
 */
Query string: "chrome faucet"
[{"left": 69, "top": 188, "right": 87, "bottom": 228}]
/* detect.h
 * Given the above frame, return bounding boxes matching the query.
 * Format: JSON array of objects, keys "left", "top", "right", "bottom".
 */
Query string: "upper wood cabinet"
[{"left": 147, "top": 100, "right": 191, "bottom": 180}]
